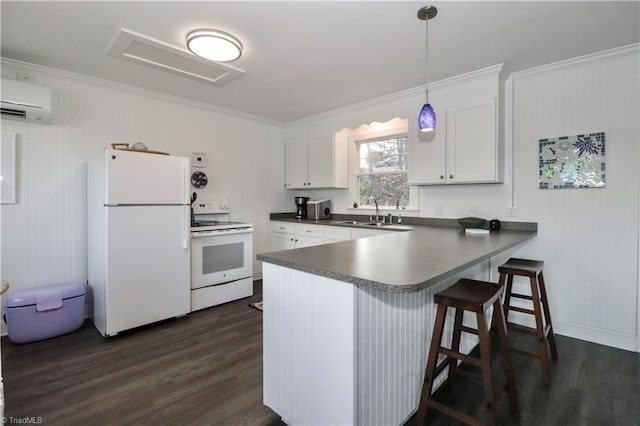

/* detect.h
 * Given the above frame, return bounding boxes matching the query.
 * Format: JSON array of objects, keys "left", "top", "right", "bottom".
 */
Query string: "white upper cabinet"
[
  {"left": 409, "top": 64, "right": 503, "bottom": 185},
  {"left": 285, "top": 133, "right": 349, "bottom": 189},
  {"left": 285, "top": 138, "right": 308, "bottom": 188}
]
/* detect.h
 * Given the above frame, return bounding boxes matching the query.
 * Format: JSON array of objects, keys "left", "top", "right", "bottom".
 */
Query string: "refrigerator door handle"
[{"left": 183, "top": 205, "right": 190, "bottom": 249}]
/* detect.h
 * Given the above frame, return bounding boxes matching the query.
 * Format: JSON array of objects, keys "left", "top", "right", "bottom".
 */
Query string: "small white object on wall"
[
  {"left": 0, "top": 132, "right": 16, "bottom": 204},
  {"left": 191, "top": 152, "right": 208, "bottom": 168}
]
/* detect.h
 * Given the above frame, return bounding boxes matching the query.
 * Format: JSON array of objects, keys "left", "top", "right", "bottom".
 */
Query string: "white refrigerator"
[{"left": 88, "top": 149, "right": 191, "bottom": 337}]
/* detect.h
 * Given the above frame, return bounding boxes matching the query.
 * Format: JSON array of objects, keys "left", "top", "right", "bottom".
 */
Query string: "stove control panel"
[{"left": 193, "top": 200, "right": 229, "bottom": 214}]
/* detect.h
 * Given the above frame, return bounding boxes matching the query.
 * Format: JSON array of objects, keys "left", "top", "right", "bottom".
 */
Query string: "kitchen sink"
[{"left": 335, "top": 220, "right": 391, "bottom": 227}]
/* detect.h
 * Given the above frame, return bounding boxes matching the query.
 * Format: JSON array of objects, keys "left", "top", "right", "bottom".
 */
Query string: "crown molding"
[
  {"left": 513, "top": 43, "right": 639, "bottom": 80},
  {"left": 0, "top": 57, "right": 284, "bottom": 128}
]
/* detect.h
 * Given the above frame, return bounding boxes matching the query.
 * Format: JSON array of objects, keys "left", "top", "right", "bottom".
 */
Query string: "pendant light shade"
[
  {"left": 418, "top": 103, "right": 436, "bottom": 132},
  {"left": 417, "top": 6, "right": 437, "bottom": 132}
]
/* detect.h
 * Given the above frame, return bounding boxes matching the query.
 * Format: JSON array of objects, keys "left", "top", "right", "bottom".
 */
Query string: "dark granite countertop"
[{"left": 258, "top": 216, "right": 537, "bottom": 293}]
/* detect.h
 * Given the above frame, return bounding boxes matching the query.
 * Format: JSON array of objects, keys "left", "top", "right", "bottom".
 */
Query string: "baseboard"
[
  {"left": 554, "top": 320, "right": 638, "bottom": 353},
  {"left": 507, "top": 312, "right": 638, "bottom": 352}
]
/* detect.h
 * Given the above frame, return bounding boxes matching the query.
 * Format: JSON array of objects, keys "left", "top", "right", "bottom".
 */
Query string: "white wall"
[
  {"left": 0, "top": 59, "right": 290, "bottom": 296},
  {"left": 285, "top": 45, "right": 640, "bottom": 351},
  {"left": 510, "top": 46, "right": 639, "bottom": 351}
]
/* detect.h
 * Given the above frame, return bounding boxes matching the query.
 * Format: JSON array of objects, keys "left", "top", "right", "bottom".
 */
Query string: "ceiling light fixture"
[
  {"left": 186, "top": 29, "right": 243, "bottom": 62},
  {"left": 417, "top": 6, "right": 437, "bottom": 132}
]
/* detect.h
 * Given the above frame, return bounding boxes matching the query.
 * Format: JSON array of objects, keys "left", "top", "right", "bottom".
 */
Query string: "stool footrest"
[
  {"left": 427, "top": 399, "right": 485, "bottom": 426},
  {"left": 507, "top": 305, "right": 535, "bottom": 315},
  {"left": 510, "top": 292, "right": 534, "bottom": 301},
  {"left": 438, "top": 347, "right": 482, "bottom": 367},
  {"left": 460, "top": 325, "right": 479, "bottom": 335}
]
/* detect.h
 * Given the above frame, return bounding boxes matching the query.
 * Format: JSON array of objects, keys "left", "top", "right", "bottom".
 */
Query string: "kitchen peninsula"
[{"left": 258, "top": 221, "right": 536, "bottom": 426}]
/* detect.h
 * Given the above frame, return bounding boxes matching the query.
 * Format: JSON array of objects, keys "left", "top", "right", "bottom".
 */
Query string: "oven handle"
[{"left": 191, "top": 228, "right": 254, "bottom": 238}]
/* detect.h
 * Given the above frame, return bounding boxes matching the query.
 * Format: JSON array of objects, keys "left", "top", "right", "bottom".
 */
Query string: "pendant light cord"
[{"left": 424, "top": 13, "right": 429, "bottom": 103}]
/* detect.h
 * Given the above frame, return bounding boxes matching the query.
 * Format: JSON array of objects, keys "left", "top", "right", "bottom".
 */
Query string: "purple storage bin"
[{"left": 6, "top": 283, "right": 85, "bottom": 344}]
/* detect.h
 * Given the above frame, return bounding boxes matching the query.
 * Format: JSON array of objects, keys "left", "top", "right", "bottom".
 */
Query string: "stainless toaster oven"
[{"left": 307, "top": 199, "right": 331, "bottom": 220}]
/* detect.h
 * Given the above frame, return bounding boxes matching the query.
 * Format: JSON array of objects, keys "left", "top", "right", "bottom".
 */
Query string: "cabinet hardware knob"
[
  {"left": 449, "top": 174, "right": 454, "bottom": 179},
  {"left": 440, "top": 175, "right": 444, "bottom": 179}
]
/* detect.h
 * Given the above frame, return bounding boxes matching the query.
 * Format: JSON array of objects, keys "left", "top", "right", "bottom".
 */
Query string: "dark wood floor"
[{"left": 3, "top": 280, "right": 639, "bottom": 425}]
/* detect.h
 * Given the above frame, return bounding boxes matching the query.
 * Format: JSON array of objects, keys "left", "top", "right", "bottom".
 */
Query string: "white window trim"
[{"left": 346, "top": 119, "right": 419, "bottom": 212}]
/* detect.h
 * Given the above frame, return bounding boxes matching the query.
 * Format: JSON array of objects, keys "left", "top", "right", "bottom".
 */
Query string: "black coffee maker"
[{"left": 295, "top": 196, "right": 310, "bottom": 219}]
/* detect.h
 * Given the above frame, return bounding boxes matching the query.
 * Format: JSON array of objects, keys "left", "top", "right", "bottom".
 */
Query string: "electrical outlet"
[
  {"left": 434, "top": 205, "right": 443, "bottom": 215},
  {"left": 506, "top": 207, "right": 517, "bottom": 217},
  {"left": 16, "top": 71, "right": 34, "bottom": 82},
  {"left": 470, "top": 205, "right": 479, "bottom": 217}
]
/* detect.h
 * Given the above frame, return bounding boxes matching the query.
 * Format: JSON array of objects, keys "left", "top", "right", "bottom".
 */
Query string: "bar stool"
[
  {"left": 498, "top": 258, "right": 558, "bottom": 385},
  {"left": 419, "top": 278, "right": 520, "bottom": 426}
]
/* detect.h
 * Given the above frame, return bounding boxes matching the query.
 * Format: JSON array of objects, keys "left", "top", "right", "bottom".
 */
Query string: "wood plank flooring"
[{"left": 3, "top": 280, "right": 639, "bottom": 425}]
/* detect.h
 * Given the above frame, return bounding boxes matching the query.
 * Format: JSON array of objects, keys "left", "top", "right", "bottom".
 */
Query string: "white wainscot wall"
[
  {"left": 0, "top": 60, "right": 291, "bottom": 304},
  {"left": 510, "top": 46, "right": 639, "bottom": 351}
]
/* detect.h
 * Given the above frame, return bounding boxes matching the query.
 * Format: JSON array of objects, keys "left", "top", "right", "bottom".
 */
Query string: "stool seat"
[
  {"left": 418, "top": 278, "right": 520, "bottom": 426},
  {"left": 498, "top": 258, "right": 544, "bottom": 277},
  {"left": 435, "top": 278, "right": 503, "bottom": 312},
  {"left": 498, "top": 257, "right": 557, "bottom": 385}
]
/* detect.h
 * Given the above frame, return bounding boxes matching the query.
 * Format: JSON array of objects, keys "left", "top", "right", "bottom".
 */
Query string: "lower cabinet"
[
  {"left": 270, "top": 222, "right": 325, "bottom": 250},
  {"left": 270, "top": 221, "right": 391, "bottom": 251}
]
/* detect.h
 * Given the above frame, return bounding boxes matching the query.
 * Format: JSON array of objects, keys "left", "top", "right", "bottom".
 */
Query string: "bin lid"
[{"left": 6, "top": 283, "right": 85, "bottom": 309}]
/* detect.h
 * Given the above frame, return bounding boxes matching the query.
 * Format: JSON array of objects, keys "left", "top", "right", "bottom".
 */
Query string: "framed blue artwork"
[{"left": 539, "top": 132, "right": 605, "bottom": 189}]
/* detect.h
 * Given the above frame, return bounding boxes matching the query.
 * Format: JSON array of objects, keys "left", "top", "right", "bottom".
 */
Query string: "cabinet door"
[
  {"left": 307, "top": 135, "right": 334, "bottom": 188},
  {"left": 408, "top": 112, "right": 447, "bottom": 185},
  {"left": 271, "top": 231, "right": 296, "bottom": 251},
  {"left": 446, "top": 99, "right": 497, "bottom": 183},
  {"left": 286, "top": 138, "right": 309, "bottom": 189},
  {"left": 324, "top": 226, "right": 351, "bottom": 242},
  {"left": 295, "top": 235, "right": 325, "bottom": 248}
]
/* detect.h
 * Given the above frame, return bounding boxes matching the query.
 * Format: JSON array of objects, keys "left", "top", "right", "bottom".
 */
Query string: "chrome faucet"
[{"left": 367, "top": 196, "right": 380, "bottom": 222}]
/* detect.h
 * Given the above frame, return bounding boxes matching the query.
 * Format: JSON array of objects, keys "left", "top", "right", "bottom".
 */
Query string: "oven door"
[{"left": 191, "top": 228, "right": 253, "bottom": 289}]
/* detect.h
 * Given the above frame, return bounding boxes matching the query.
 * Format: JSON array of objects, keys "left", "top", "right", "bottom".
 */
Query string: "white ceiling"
[{"left": 2, "top": 1, "right": 639, "bottom": 123}]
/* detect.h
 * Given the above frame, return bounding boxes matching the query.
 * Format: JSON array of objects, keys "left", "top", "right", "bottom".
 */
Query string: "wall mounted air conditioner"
[{"left": 1, "top": 79, "right": 52, "bottom": 124}]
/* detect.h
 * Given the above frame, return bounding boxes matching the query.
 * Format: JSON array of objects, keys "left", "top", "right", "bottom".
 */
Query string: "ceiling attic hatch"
[{"left": 106, "top": 29, "right": 245, "bottom": 86}]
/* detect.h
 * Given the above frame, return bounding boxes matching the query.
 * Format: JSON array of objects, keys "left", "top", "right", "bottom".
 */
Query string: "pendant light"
[{"left": 417, "top": 6, "right": 437, "bottom": 132}]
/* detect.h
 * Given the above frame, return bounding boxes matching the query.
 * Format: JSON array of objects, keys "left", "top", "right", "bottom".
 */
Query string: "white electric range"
[{"left": 190, "top": 200, "right": 254, "bottom": 311}]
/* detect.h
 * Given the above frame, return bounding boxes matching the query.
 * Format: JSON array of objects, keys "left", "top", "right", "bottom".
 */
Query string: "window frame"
[
  {"left": 356, "top": 134, "right": 409, "bottom": 208},
  {"left": 347, "top": 118, "right": 419, "bottom": 212}
]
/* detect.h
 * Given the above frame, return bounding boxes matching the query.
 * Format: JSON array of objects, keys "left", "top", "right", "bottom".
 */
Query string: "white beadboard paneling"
[
  {"left": 263, "top": 263, "right": 356, "bottom": 426},
  {"left": 0, "top": 60, "right": 289, "bottom": 304},
  {"left": 263, "top": 260, "right": 492, "bottom": 426},
  {"left": 356, "top": 261, "right": 489, "bottom": 426},
  {"left": 512, "top": 47, "right": 639, "bottom": 351}
]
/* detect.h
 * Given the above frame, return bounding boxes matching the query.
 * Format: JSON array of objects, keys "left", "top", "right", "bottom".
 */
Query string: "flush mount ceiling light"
[
  {"left": 417, "top": 6, "right": 437, "bottom": 132},
  {"left": 186, "top": 29, "right": 243, "bottom": 62}
]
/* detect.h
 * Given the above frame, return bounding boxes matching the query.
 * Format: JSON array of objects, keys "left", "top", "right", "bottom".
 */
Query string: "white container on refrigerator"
[{"left": 88, "top": 149, "right": 191, "bottom": 337}]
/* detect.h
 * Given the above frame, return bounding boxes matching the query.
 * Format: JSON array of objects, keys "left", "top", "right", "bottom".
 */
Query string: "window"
[{"left": 357, "top": 134, "right": 409, "bottom": 207}]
